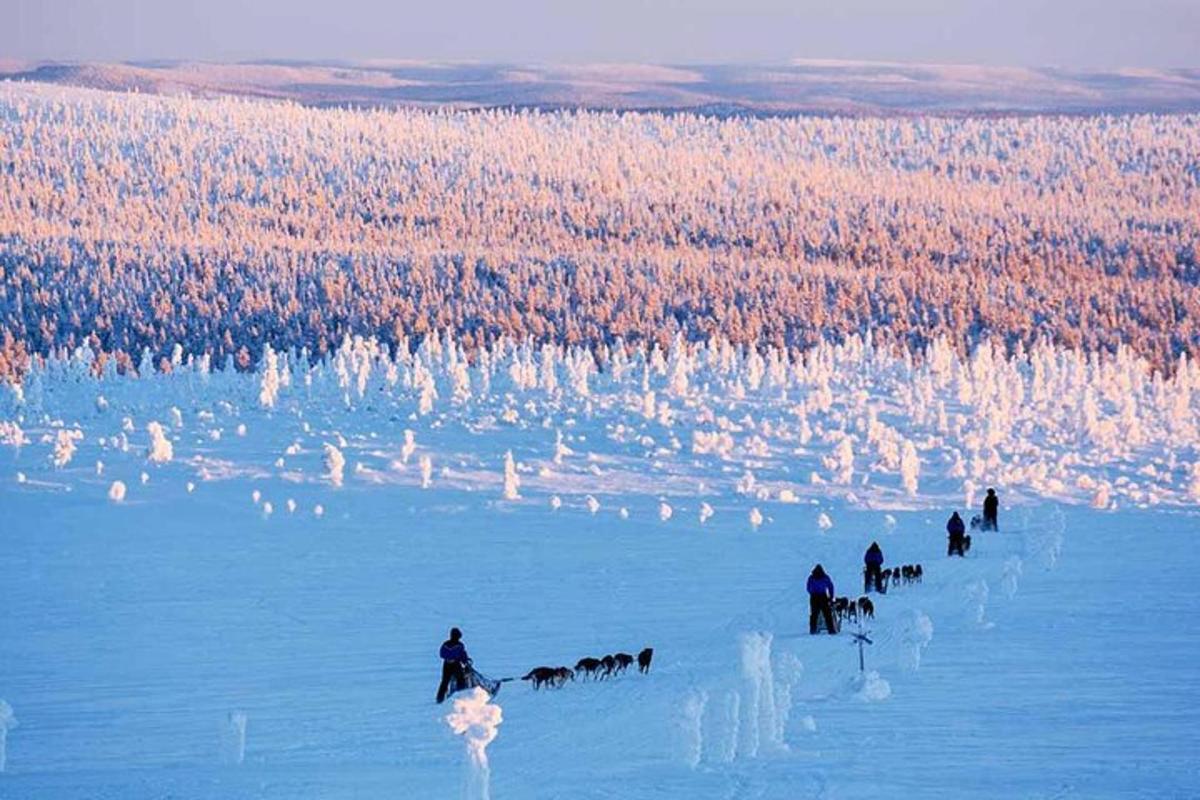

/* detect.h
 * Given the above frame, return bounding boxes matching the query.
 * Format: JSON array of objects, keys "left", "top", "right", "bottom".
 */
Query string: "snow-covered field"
[{"left": 2, "top": 335, "right": 1199, "bottom": 798}]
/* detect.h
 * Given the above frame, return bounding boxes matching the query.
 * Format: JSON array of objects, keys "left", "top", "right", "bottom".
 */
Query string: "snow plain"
[{"left": 1, "top": 335, "right": 1198, "bottom": 798}]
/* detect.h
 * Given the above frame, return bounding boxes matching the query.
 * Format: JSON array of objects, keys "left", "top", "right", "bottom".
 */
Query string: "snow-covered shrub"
[
  {"left": 146, "top": 421, "right": 173, "bottom": 463},
  {"left": 51, "top": 429, "right": 83, "bottom": 468},
  {"left": 324, "top": 444, "right": 346, "bottom": 487},
  {"left": 502, "top": 451, "right": 521, "bottom": 500},
  {"left": 899, "top": 441, "right": 920, "bottom": 496},
  {"left": 0, "top": 421, "right": 27, "bottom": 448}
]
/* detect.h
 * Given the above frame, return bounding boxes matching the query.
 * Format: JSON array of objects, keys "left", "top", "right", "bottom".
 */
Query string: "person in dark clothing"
[
  {"left": 436, "top": 627, "right": 471, "bottom": 703},
  {"left": 807, "top": 564, "right": 837, "bottom": 635},
  {"left": 863, "top": 542, "right": 885, "bottom": 593},
  {"left": 982, "top": 488, "right": 999, "bottom": 531},
  {"left": 947, "top": 511, "right": 967, "bottom": 556}
]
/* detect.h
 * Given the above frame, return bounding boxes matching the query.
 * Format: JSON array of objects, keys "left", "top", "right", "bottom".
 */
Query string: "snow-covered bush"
[
  {"left": 420, "top": 455, "right": 433, "bottom": 488},
  {"left": 324, "top": 444, "right": 346, "bottom": 487},
  {"left": 51, "top": 429, "right": 83, "bottom": 468},
  {"left": 0, "top": 421, "right": 26, "bottom": 448},
  {"left": 146, "top": 421, "right": 173, "bottom": 463},
  {"left": 899, "top": 441, "right": 920, "bottom": 496},
  {"left": 502, "top": 451, "right": 521, "bottom": 500}
]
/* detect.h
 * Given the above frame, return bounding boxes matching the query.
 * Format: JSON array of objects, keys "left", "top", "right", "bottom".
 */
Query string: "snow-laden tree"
[
  {"left": 502, "top": 451, "right": 521, "bottom": 500},
  {"left": 146, "top": 421, "right": 174, "bottom": 463},
  {"left": 324, "top": 444, "right": 346, "bottom": 487}
]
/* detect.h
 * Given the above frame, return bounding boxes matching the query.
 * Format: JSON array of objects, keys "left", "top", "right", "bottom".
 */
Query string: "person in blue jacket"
[
  {"left": 436, "top": 627, "right": 471, "bottom": 703},
  {"left": 807, "top": 564, "right": 837, "bottom": 635},
  {"left": 947, "top": 511, "right": 968, "bottom": 556},
  {"left": 863, "top": 541, "right": 885, "bottom": 593}
]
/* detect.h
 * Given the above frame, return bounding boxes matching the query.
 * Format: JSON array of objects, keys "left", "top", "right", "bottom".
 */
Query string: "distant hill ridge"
[{"left": 4, "top": 59, "right": 1200, "bottom": 114}]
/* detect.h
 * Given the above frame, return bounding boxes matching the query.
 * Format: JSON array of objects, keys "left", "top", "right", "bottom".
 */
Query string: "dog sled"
[{"left": 447, "top": 665, "right": 508, "bottom": 700}]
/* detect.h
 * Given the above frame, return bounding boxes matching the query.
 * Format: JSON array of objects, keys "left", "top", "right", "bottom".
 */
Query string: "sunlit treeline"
[{"left": 0, "top": 83, "right": 1198, "bottom": 379}]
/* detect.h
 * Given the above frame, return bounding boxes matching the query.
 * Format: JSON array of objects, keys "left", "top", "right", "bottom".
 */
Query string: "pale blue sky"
[{"left": 6, "top": 0, "right": 1198, "bottom": 68}]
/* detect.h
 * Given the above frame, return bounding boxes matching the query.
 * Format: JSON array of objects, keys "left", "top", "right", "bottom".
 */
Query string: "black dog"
[
  {"left": 575, "top": 657, "right": 603, "bottom": 680},
  {"left": 857, "top": 596, "right": 875, "bottom": 619},
  {"left": 599, "top": 655, "right": 617, "bottom": 678},
  {"left": 637, "top": 647, "right": 654, "bottom": 674},
  {"left": 613, "top": 652, "right": 634, "bottom": 675},
  {"left": 522, "top": 666, "right": 557, "bottom": 689}
]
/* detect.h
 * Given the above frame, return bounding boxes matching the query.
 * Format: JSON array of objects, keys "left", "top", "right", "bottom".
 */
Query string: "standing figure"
[
  {"left": 863, "top": 541, "right": 885, "bottom": 593},
  {"left": 982, "top": 488, "right": 999, "bottom": 531},
  {"left": 436, "top": 627, "right": 471, "bottom": 703},
  {"left": 947, "top": 511, "right": 968, "bottom": 557},
  {"left": 807, "top": 564, "right": 837, "bottom": 635}
]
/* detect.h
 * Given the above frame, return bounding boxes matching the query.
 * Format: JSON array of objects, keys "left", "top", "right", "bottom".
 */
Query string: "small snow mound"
[
  {"left": 619, "top": 507, "right": 630, "bottom": 519},
  {"left": 236, "top": 424, "right": 247, "bottom": 437},
  {"left": 313, "top": 504, "right": 325, "bottom": 517},
  {"left": 140, "top": 471, "right": 150, "bottom": 485},
  {"left": 262, "top": 502, "right": 274, "bottom": 516},
  {"left": 549, "top": 495, "right": 562, "bottom": 510},
  {"left": 108, "top": 481, "right": 127, "bottom": 502},
  {"left": 778, "top": 488, "right": 799, "bottom": 503},
  {"left": 800, "top": 715, "right": 817, "bottom": 733},
  {"left": 15, "top": 472, "right": 26, "bottom": 484},
  {"left": 817, "top": 512, "right": 833, "bottom": 531},
  {"left": 659, "top": 501, "right": 673, "bottom": 522},
  {"left": 851, "top": 671, "right": 891, "bottom": 702},
  {"left": 749, "top": 507, "right": 763, "bottom": 530},
  {"left": 699, "top": 502, "right": 714, "bottom": 524},
  {"left": 286, "top": 499, "right": 296, "bottom": 513},
  {"left": 186, "top": 481, "right": 195, "bottom": 493},
  {"left": 0, "top": 698, "right": 16, "bottom": 773},
  {"left": 586, "top": 495, "right": 600, "bottom": 514},
  {"left": 252, "top": 490, "right": 262, "bottom": 504}
]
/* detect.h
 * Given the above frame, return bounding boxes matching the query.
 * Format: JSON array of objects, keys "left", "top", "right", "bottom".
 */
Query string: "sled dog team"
[
  {"left": 522, "top": 648, "right": 654, "bottom": 690},
  {"left": 440, "top": 490, "right": 999, "bottom": 697}
]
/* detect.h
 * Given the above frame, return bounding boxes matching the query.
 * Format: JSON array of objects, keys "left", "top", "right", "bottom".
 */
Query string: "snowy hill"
[
  {"left": 4, "top": 59, "right": 1200, "bottom": 114},
  {"left": 1, "top": 334, "right": 1198, "bottom": 797}
]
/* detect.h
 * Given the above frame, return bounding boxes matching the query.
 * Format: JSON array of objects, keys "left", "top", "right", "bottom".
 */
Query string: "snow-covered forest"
[{"left": 1, "top": 83, "right": 1198, "bottom": 381}]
